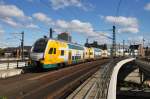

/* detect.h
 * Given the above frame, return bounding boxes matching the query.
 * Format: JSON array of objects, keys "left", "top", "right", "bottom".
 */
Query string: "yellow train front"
[{"left": 29, "top": 38, "right": 102, "bottom": 69}]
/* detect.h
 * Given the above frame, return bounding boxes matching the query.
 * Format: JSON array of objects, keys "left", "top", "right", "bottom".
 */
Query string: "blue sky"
[{"left": 0, "top": 0, "right": 150, "bottom": 48}]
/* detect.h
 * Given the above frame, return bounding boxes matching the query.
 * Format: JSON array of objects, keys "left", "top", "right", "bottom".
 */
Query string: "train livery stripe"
[{"left": 43, "top": 64, "right": 58, "bottom": 68}]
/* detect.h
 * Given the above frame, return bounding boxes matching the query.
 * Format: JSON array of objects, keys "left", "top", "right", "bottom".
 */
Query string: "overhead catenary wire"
[
  {"left": 39, "top": 0, "right": 91, "bottom": 35},
  {"left": 33, "top": 0, "right": 121, "bottom": 45},
  {"left": 39, "top": 0, "right": 111, "bottom": 43},
  {"left": 110, "top": 0, "right": 122, "bottom": 57},
  {"left": 114, "top": 0, "right": 122, "bottom": 26},
  {"left": 39, "top": 0, "right": 72, "bottom": 36},
  {"left": 18, "top": 1, "right": 48, "bottom": 34}
]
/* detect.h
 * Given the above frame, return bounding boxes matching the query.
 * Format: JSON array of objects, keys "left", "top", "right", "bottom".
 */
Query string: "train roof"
[
  {"left": 37, "top": 37, "right": 84, "bottom": 47},
  {"left": 36, "top": 37, "right": 103, "bottom": 50}
]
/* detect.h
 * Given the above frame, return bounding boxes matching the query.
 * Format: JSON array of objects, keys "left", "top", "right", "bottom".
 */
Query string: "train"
[{"left": 29, "top": 37, "right": 108, "bottom": 69}]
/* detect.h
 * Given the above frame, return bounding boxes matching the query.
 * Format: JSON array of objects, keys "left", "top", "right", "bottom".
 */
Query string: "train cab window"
[
  {"left": 49, "top": 48, "right": 53, "bottom": 54},
  {"left": 79, "top": 56, "right": 81, "bottom": 59},
  {"left": 72, "top": 56, "right": 74, "bottom": 60},
  {"left": 75, "top": 56, "right": 77, "bottom": 59},
  {"left": 49, "top": 48, "right": 56, "bottom": 54},
  {"left": 54, "top": 48, "right": 56, "bottom": 54},
  {"left": 61, "top": 50, "right": 64, "bottom": 56},
  {"left": 33, "top": 39, "right": 48, "bottom": 53}
]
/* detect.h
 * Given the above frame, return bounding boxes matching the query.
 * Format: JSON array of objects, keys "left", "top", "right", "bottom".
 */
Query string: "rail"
[
  {"left": 135, "top": 58, "right": 150, "bottom": 65},
  {"left": 21, "top": 59, "right": 109, "bottom": 99},
  {"left": 135, "top": 59, "right": 150, "bottom": 76},
  {"left": 96, "top": 59, "right": 118, "bottom": 99},
  {"left": 91, "top": 57, "right": 134, "bottom": 99},
  {"left": 84, "top": 82, "right": 97, "bottom": 99}
]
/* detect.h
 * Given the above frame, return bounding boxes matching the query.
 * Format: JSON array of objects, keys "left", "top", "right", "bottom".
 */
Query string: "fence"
[{"left": 0, "top": 59, "right": 29, "bottom": 70}]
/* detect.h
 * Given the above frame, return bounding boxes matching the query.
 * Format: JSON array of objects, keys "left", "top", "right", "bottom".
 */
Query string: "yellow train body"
[
  {"left": 43, "top": 40, "right": 68, "bottom": 66},
  {"left": 30, "top": 38, "right": 103, "bottom": 69}
]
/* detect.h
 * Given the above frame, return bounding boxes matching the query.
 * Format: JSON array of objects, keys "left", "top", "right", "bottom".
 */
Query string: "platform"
[
  {"left": 0, "top": 62, "right": 26, "bottom": 70},
  {"left": 0, "top": 69, "right": 23, "bottom": 78}
]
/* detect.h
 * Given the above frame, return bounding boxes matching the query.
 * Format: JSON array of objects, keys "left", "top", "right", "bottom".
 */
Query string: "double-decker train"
[{"left": 29, "top": 37, "right": 107, "bottom": 69}]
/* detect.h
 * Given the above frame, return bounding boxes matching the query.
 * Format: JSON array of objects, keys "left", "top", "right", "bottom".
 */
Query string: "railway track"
[
  {"left": 0, "top": 59, "right": 109, "bottom": 99},
  {"left": 67, "top": 71, "right": 100, "bottom": 99}
]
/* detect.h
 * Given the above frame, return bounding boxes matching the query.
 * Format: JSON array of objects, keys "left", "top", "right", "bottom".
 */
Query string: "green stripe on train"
[{"left": 43, "top": 64, "right": 58, "bottom": 68}]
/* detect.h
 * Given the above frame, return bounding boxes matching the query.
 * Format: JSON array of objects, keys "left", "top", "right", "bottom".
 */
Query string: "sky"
[{"left": 0, "top": 0, "right": 150, "bottom": 48}]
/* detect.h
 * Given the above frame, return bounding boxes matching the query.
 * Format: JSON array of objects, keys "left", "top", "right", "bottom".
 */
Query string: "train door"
[
  {"left": 83, "top": 52, "right": 85, "bottom": 60},
  {"left": 89, "top": 48, "right": 91, "bottom": 59},
  {"left": 68, "top": 50, "right": 72, "bottom": 64},
  {"left": 87, "top": 48, "right": 90, "bottom": 60}
]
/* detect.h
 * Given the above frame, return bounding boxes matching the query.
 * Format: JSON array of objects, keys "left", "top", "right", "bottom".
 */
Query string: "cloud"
[
  {"left": 25, "top": 23, "right": 39, "bottom": 29},
  {"left": 93, "top": 36, "right": 110, "bottom": 44},
  {"left": 0, "top": 4, "right": 25, "bottom": 18},
  {"left": 54, "top": 19, "right": 110, "bottom": 44},
  {"left": 144, "top": 3, "right": 150, "bottom": 11},
  {"left": 118, "top": 27, "right": 139, "bottom": 33},
  {"left": 0, "top": 3, "right": 37, "bottom": 29},
  {"left": 32, "top": 12, "right": 53, "bottom": 25},
  {"left": 50, "top": 0, "right": 87, "bottom": 10},
  {"left": 32, "top": 12, "right": 102, "bottom": 38},
  {"left": 128, "top": 36, "right": 144, "bottom": 44},
  {"left": 1, "top": 17, "right": 36, "bottom": 28},
  {"left": 32, "top": 12, "right": 104, "bottom": 38},
  {"left": 0, "top": 26, "right": 5, "bottom": 42},
  {"left": 55, "top": 19, "right": 97, "bottom": 37},
  {"left": 0, "top": 27, "right": 4, "bottom": 34},
  {"left": 0, "top": 29, "right": 4, "bottom": 34},
  {"left": 105, "top": 16, "right": 138, "bottom": 27},
  {"left": 103, "top": 16, "right": 139, "bottom": 33},
  {"left": 1, "top": 17, "right": 20, "bottom": 27},
  {"left": 1, "top": 17, "right": 38, "bottom": 29}
]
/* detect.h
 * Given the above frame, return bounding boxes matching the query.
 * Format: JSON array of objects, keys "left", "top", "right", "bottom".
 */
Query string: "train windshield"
[{"left": 33, "top": 39, "right": 48, "bottom": 53}]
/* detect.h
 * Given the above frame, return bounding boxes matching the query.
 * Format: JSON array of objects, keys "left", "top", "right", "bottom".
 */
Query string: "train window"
[
  {"left": 72, "top": 56, "right": 74, "bottom": 60},
  {"left": 49, "top": 48, "right": 53, "bottom": 54},
  {"left": 75, "top": 56, "right": 77, "bottom": 59},
  {"left": 79, "top": 56, "right": 81, "bottom": 59},
  {"left": 33, "top": 39, "right": 48, "bottom": 53},
  {"left": 54, "top": 48, "right": 56, "bottom": 54},
  {"left": 61, "top": 50, "right": 64, "bottom": 56}
]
